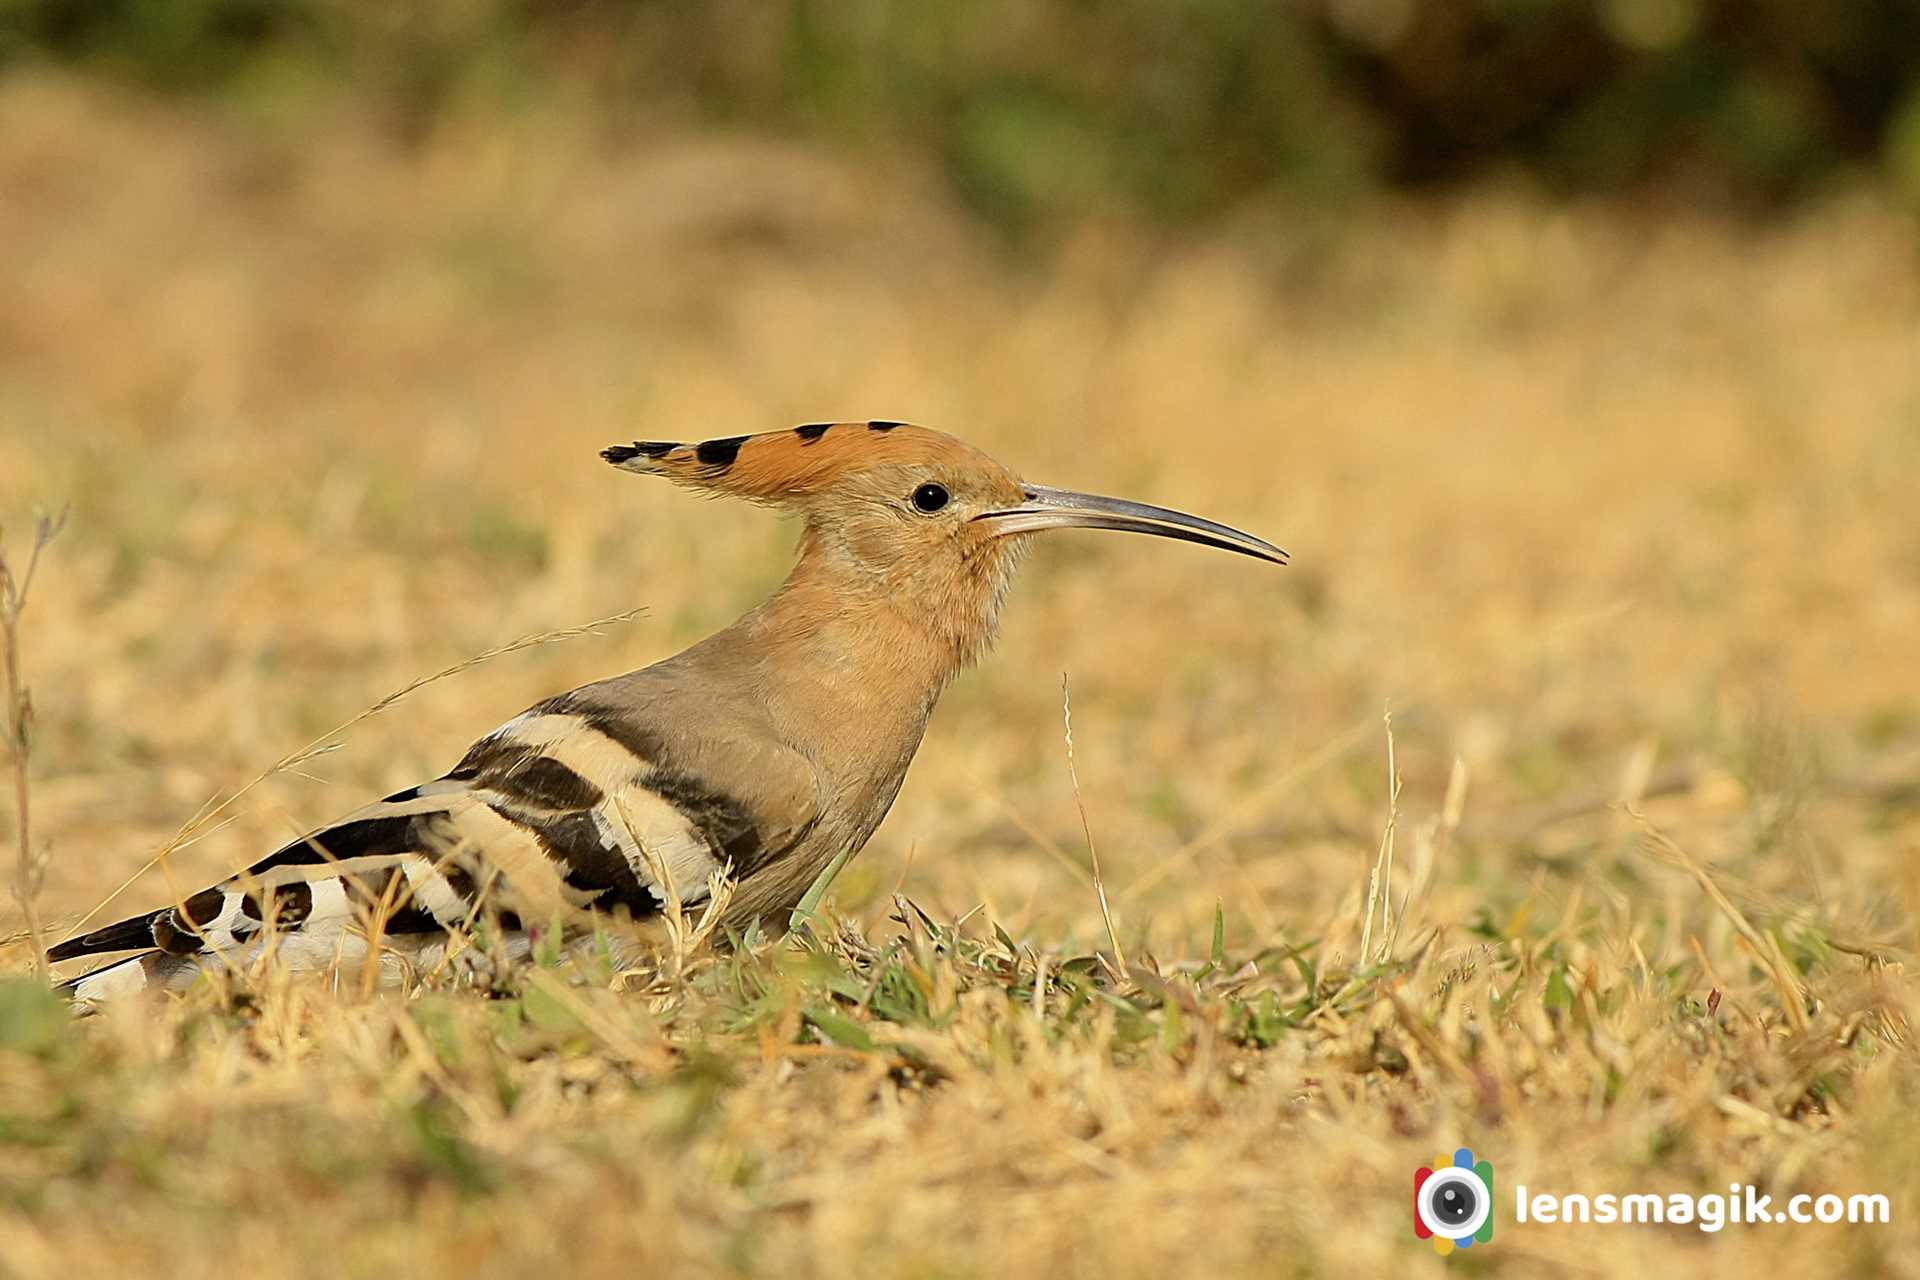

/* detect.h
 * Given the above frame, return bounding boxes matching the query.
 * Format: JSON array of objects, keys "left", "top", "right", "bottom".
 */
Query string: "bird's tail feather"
[{"left": 47, "top": 914, "right": 165, "bottom": 962}]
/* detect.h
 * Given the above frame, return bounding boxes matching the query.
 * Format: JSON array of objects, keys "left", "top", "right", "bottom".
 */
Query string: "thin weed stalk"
[
  {"left": 1, "top": 505, "right": 68, "bottom": 979},
  {"left": 1360, "top": 705, "right": 1400, "bottom": 966},
  {"left": 1061, "top": 673, "right": 1127, "bottom": 981}
]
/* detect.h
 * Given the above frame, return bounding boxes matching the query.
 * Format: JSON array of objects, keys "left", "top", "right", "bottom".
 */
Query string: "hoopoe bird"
[{"left": 52, "top": 422, "right": 1284, "bottom": 1001}]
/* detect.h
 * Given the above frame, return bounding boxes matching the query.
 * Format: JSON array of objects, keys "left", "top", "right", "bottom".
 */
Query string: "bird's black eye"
[{"left": 911, "top": 483, "right": 951, "bottom": 514}]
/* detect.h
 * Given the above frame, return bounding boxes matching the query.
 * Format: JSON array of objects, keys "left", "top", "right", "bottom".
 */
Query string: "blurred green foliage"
[{"left": 4, "top": 0, "right": 1920, "bottom": 224}]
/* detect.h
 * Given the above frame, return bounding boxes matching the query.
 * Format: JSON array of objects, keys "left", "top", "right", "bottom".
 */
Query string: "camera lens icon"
[
  {"left": 1414, "top": 1147, "right": 1494, "bottom": 1255},
  {"left": 1421, "top": 1168, "right": 1486, "bottom": 1234}
]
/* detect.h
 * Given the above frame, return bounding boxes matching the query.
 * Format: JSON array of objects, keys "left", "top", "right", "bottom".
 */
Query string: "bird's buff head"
[{"left": 603, "top": 422, "right": 1285, "bottom": 668}]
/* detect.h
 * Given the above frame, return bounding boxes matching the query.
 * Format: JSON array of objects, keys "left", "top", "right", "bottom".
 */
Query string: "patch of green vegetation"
[
  {"left": 465, "top": 501, "right": 549, "bottom": 572},
  {"left": 0, "top": 978, "right": 68, "bottom": 1056},
  {"left": 7, "top": 0, "right": 1919, "bottom": 232},
  {"left": 403, "top": 1094, "right": 497, "bottom": 1196}
]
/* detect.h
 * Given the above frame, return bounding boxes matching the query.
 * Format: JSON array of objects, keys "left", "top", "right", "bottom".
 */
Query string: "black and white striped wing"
[{"left": 51, "top": 690, "right": 820, "bottom": 991}]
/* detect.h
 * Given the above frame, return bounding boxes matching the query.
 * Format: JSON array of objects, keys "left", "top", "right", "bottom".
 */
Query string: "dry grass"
[{"left": 1, "top": 70, "right": 1918, "bottom": 1278}]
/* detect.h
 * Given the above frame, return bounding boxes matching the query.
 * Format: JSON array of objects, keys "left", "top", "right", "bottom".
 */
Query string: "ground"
[{"left": 1, "top": 71, "right": 1918, "bottom": 1279}]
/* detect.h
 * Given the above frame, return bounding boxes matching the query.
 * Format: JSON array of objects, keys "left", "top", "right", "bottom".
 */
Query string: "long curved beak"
[{"left": 975, "top": 485, "right": 1287, "bottom": 565}]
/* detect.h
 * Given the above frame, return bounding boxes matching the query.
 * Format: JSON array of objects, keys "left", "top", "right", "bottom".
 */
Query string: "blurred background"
[
  {"left": 4, "top": 0, "right": 1918, "bottom": 947},
  {"left": 2, "top": 0, "right": 1917, "bottom": 952},
  {"left": 10, "top": 0, "right": 1920, "bottom": 222},
  {"left": 3, "top": 3, "right": 1920, "bottom": 1276}
]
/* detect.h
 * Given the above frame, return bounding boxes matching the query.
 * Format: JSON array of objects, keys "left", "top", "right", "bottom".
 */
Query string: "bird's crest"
[{"left": 601, "top": 421, "right": 995, "bottom": 503}]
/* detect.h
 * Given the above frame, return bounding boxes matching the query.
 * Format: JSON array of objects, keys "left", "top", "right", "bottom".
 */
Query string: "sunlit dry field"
[{"left": 2, "top": 72, "right": 1919, "bottom": 1278}]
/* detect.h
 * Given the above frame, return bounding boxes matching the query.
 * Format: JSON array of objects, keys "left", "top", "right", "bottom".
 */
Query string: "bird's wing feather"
[{"left": 50, "top": 689, "right": 821, "bottom": 966}]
